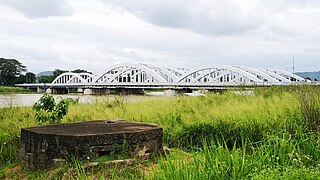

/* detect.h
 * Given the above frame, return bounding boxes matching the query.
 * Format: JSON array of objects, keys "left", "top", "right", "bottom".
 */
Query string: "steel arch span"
[
  {"left": 51, "top": 63, "right": 306, "bottom": 85},
  {"left": 78, "top": 73, "right": 96, "bottom": 83},
  {"left": 140, "top": 64, "right": 179, "bottom": 82},
  {"left": 177, "top": 65, "right": 264, "bottom": 83},
  {"left": 268, "top": 69, "right": 305, "bottom": 82},
  {"left": 232, "top": 65, "right": 279, "bottom": 83},
  {"left": 52, "top": 72, "right": 95, "bottom": 84},
  {"left": 93, "top": 63, "right": 167, "bottom": 83}
]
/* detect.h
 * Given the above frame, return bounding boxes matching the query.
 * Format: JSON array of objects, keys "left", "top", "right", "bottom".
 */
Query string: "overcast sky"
[{"left": 0, "top": 0, "right": 320, "bottom": 74}]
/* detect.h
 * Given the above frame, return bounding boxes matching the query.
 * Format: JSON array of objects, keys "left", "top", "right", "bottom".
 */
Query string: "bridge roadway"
[
  {"left": 16, "top": 81, "right": 316, "bottom": 90},
  {"left": 15, "top": 63, "right": 319, "bottom": 94},
  {"left": 16, "top": 82, "right": 320, "bottom": 96}
]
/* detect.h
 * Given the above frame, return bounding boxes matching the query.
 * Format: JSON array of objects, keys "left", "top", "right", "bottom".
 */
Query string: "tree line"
[{"left": 0, "top": 58, "right": 92, "bottom": 86}]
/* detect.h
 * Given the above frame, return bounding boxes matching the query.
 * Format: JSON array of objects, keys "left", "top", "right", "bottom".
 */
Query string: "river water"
[
  {"left": 0, "top": 94, "right": 111, "bottom": 107},
  {"left": 0, "top": 92, "right": 169, "bottom": 107},
  {"left": 0, "top": 91, "right": 206, "bottom": 107}
]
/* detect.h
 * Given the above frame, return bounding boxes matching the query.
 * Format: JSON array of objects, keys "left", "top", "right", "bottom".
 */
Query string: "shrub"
[{"left": 33, "top": 93, "right": 76, "bottom": 124}]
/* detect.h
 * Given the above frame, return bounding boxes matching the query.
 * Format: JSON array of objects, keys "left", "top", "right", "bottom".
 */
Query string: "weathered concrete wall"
[{"left": 21, "top": 120, "right": 163, "bottom": 170}]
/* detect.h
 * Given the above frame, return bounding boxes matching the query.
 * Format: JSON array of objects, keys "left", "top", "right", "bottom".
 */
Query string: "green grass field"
[
  {"left": 0, "top": 86, "right": 320, "bottom": 179},
  {"left": 0, "top": 86, "right": 32, "bottom": 94}
]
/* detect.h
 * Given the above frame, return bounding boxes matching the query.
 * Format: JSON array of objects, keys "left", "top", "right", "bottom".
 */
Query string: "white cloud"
[
  {"left": 105, "top": 0, "right": 260, "bottom": 36},
  {"left": 0, "top": 0, "right": 73, "bottom": 18},
  {"left": 0, "top": 0, "right": 319, "bottom": 74}
]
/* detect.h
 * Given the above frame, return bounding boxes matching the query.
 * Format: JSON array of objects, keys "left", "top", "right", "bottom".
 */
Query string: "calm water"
[
  {"left": 0, "top": 91, "right": 204, "bottom": 107},
  {"left": 0, "top": 94, "right": 110, "bottom": 107}
]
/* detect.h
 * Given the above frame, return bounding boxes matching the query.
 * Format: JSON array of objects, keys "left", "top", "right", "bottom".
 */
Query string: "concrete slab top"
[{"left": 22, "top": 120, "right": 162, "bottom": 136}]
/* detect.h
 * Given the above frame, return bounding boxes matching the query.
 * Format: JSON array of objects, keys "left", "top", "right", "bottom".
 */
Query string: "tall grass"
[
  {"left": 0, "top": 86, "right": 32, "bottom": 94},
  {"left": 296, "top": 85, "right": 320, "bottom": 132},
  {"left": 0, "top": 86, "right": 319, "bottom": 179},
  {"left": 151, "top": 134, "right": 320, "bottom": 180}
]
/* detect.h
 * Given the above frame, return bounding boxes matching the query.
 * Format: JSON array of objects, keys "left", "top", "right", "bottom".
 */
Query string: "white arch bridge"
[{"left": 17, "top": 63, "right": 309, "bottom": 94}]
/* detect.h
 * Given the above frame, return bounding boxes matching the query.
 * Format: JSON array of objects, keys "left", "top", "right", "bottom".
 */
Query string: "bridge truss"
[{"left": 51, "top": 63, "right": 306, "bottom": 87}]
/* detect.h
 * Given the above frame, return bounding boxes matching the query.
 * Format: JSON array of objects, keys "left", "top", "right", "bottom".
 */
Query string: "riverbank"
[
  {"left": 0, "top": 86, "right": 33, "bottom": 94},
  {"left": 1, "top": 86, "right": 320, "bottom": 179}
]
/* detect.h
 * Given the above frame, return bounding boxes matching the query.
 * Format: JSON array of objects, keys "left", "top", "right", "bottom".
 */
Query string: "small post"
[{"left": 287, "top": 54, "right": 295, "bottom": 73}]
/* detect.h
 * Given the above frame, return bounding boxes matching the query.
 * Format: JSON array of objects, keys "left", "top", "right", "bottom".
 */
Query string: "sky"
[{"left": 0, "top": 0, "right": 320, "bottom": 74}]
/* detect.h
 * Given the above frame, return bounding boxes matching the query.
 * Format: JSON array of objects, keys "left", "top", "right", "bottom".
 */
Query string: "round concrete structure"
[{"left": 21, "top": 120, "right": 163, "bottom": 170}]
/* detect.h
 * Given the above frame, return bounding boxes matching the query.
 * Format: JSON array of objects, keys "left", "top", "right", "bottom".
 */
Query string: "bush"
[{"left": 33, "top": 93, "right": 77, "bottom": 124}]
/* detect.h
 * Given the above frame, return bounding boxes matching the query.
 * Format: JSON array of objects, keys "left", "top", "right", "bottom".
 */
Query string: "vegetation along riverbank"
[
  {"left": 0, "top": 86, "right": 320, "bottom": 179},
  {"left": 0, "top": 86, "right": 32, "bottom": 94}
]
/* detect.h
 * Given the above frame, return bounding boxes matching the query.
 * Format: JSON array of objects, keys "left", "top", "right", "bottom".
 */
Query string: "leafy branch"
[{"left": 33, "top": 93, "right": 78, "bottom": 124}]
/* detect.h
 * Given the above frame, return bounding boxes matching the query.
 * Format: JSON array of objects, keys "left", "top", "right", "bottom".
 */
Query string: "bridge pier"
[
  {"left": 176, "top": 88, "right": 193, "bottom": 94},
  {"left": 208, "top": 89, "right": 227, "bottom": 94},
  {"left": 117, "top": 88, "right": 145, "bottom": 95},
  {"left": 83, "top": 88, "right": 145, "bottom": 95},
  {"left": 164, "top": 88, "right": 193, "bottom": 97},
  {"left": 77, "top": 88, "right": 84, "bottom": 93},
  {"left": 164, "top": 90, "right": 177, "bottom": 97},
  {"left": 83, "top": 88, "right": 110, "bottom": 95},
  {"left": 46, "top": 88, "right": 68, "bottom": 94},
  {"left": 37, "top": 87, "right": 46, "bottom": 93}
]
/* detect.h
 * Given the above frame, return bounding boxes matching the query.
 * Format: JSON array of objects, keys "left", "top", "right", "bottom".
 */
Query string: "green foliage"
[
  {"left": 37, "top": 69, "right": 68, "bottom": 83},
  {"left": 37, "top": 69, "right": 92, "bottom": 83},
  {"left": 33, "top": 93, "right": 76, "bottom": 124},
  {"left": 254, "top": 86, "right": 293, "bottom": 98},
  {"left": 0, "top": 58, "right": 26, "bottom": 85},
  {"left": 52, "top": 69, "right": 68, "bottom": 78},
  {"left": 14, "top": 72, "right": 36, "bottom": 84},
  {"left": 71, "top": 158, "right": 88, "bottom": 180},
  {"left": 151, "top": 132, "right": 320, "bottom": 179},
  {"left": 37, "top": 75, "right": 55, "bottom": 83},
  {"left": 71, "top": 69, "right": 92, "bottom": 74},
  {"left": 1, "top": 86, "right": 320, "bottom": 179},
  {"left": 103, "top": 96, "right": 127, "bottom": 109},
  {"left": 0, "top": 86, "right": 32, "bottom": 94},
  {"left": 296, "top": 85, "right": 320, "bottom": 132},
  {"left": 171, "top": 120, "right": 267, "bottom": 150},
  {"left": 0, "top": 137, "right": 20, "bottom": 168},
  {"left": 250, "top": 166, "right": 320, "bottom": 179}
]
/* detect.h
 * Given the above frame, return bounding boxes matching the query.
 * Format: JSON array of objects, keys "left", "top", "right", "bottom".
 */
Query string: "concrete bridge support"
[
  {"left": 83, "top": 88, "right": 93, "bottom": 95},
  {"left": 117, "top": 88, "right": 145, "bottom": 95},
  {"left": 46, "top": 88, "right": 52, "bottom": 94},
  {"left": 83, "top": 88, "right": 110, "bottom": 95},
  {"left": 208, "top": 89, "right": 227, "bottom": 94},
  {"left": 164, "top": 90, "right": 177, "bottom": 97},
  {"left": 37, "top": 87, "right": 46, "bottom": 93},
  {"left": 77, "top": 88, "right": 84, "bottom": 93},
  {"left": 164, "top": 88, "right": 193, "bottom": 97},
  {"left": 46, "top": 88, "right": 68, "bottom": 94}
]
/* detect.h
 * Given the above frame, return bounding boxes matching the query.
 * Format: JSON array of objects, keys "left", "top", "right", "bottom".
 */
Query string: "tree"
[
  {"left": 52, "top": 69, "right": 68, "bottom": 78},
  {"left": 36, "top": 69, "right": 92, "bottom": 83},
  {"left": 37, "top": 75, "right": 55, "bottom": 83},
  {"left": 0, "top": 58, "right": 26, "bottom": 85},
  {"left": 37, "top": 69, "right": 68, "bottom": 83},
  {"left": 14, "top": 72, "right": 36, "bottom": 84},
  {"left": 71, "top": 69, "right": 92, "bottom": 74},
  {"left": 25, "top": 72, "right": 36, "bottom": 83},
  {"left": 33, "top": 93, "right": 76, "bottom": 124}
]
